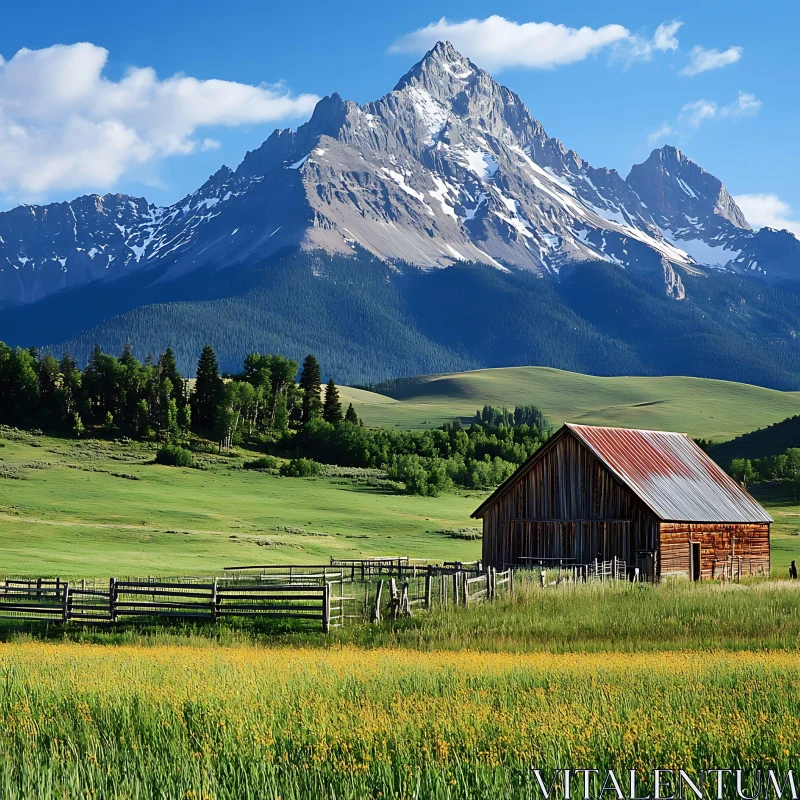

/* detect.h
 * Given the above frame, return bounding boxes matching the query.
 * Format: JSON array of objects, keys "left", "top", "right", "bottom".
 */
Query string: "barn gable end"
[{"left": 474, "top": 426, "right": 660, "bottom": 572}]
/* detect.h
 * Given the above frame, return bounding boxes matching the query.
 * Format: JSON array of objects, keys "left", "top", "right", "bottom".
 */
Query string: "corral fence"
[
  {"left": 0, "top": 558, "right": 515, "bottom": 632},
  {"left": 0, "top": 573, "right": 342, "bottom": 633},
  {"left": 513, "top": 557, "right": 632, "bottom": 587}
]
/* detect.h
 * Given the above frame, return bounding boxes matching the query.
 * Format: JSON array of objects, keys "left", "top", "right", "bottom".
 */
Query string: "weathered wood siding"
[
  {"left": 481, "top": 431, "right": 659, "bottom": 569},
  {"left": 659, "top": 522, "right": 770, "bottom": 579}
]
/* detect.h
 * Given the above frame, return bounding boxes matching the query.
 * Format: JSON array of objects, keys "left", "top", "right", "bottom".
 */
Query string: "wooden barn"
[{"left": 472, "top": 424, "right": 771, "bottom": 580}]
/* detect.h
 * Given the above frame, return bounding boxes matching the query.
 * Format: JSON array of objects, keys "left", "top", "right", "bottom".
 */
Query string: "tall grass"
[
  {"left": 0, "top": 642, "right": 798, "bottom": 799},
  {"left": 2, "top": 578, "right": 800, "bottom": 654},
  {"left": 363, "top": 578, "right": 800, "bottom": 653}
]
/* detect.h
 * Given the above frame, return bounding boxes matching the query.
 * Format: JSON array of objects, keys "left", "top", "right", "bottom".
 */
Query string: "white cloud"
[
  {"left": 653, "top": 21, "right": 683, "bottom": 52},
  {"left": 0, "top": 42, "right": 319, "bottom": 199},
  {"left": 650, "top": 91, "right": 761, "bottom": 142},
  {"left": 733, "top": 193, "right": 800, "bottom": 238},
  {"left": 626, "top": 20, "right": 683, "bottom": 62},
  {"left": 681, "top": 45, "right": 742, "bottom": 76},
  {"left": 388, "top": 16, "right": 631, "bottom": 70},
  {"left": 647, "top": 122, "right": 677, "bottom": 146},
  {"left": 678, "top": 99, "right": 721, "bottom": 128},
  {"left": 727, "top": 92, "right": 761, "bottom": 116}
]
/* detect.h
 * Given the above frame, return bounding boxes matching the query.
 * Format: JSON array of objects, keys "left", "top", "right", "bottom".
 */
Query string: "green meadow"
[
  {"left": 2, "top": 365, "right": 800, "bottom": 578},
  {"left": 0, "top": 431, "right": 480, "bottom": 577},
  {"left": 1, "top": 427, "right": 799, "bottom": 578},
  {"left": 340, "top": 366, "right": 800, "bottom": 439}
]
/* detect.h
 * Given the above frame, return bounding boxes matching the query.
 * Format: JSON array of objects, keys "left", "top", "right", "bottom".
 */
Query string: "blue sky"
[{"left": 1, "top": 0, "right": 797, "bottom": 233}]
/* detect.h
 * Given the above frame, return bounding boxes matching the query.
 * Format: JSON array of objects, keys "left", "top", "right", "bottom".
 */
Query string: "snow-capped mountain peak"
[{"left": 1, "top": 43, "right": 797, "bottom": 308}]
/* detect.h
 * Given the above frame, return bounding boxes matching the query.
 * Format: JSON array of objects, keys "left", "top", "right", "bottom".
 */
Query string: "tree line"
[
  {"left": 730, "top": 449, "right": 800, "bottom": 491},
  {"left": 0, "top": 341, "right": 355, "bottom": 447},
  {"left": 0, "top": 340, "right": 550, "bottom": 495}
]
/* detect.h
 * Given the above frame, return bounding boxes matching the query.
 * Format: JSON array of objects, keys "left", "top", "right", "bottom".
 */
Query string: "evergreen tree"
[
  {"left": 158, "top": 348, "right": 185, "bottom": 406},
  {"left": 192, "top": 344, "right": 222, "bottom": 430},
  {"left": 120, "top": 342, "right": 137, "bottom": 368},
  {"left": 344, "top": 403, "right": 359, "bottom": 425},
  {"left": 323, "top": 378, "right": 343, "bottom": 424},
  {"left": 299, "top": 354, "right": 322, "bottom": 425}
]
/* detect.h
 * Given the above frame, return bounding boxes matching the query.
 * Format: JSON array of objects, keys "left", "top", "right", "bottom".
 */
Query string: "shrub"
[
  {"left": 244, "top": 456, "right": 279, "bottom": 471},
  {"left": 279, "top": 457, "right": 322, "bottom": 478},
  {"left": 155, "top": 445, "right": 194, "bottom": 467}
]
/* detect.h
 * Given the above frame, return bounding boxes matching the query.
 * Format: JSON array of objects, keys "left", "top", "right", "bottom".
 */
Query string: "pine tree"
[
  {"left": 120, "top": 342, "right": 137, "bottom": 367},
  {"left": 323, "top": 378, "right": 343, "bottom": 424},
  {"left": 192, "top": 344, "right": 222, "bottom": 430},
  {"left": 159, "top": 348, "right": 185, "bottom": 405},
  {"left": 299, "top": 354, "right": 322, "bottom": 424},
  {"left": 344, "top": 403, "right": 359, "bottom": 425}
]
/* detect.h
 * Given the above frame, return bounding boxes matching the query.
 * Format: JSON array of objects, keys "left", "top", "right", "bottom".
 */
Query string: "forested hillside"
[
  {"left": 710, "top": 416, "right": 800, "bottom": 468},
  {"left": 4, "top": 250, "right": 795, "bottom": 388}
]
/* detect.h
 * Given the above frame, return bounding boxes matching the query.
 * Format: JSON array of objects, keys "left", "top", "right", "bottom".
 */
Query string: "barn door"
[
  {"left": 690, "top": 542, "right": 701, "bottom": 581},
  {"left": 636, "top": 551, "right": 656, "bottom": 582}
]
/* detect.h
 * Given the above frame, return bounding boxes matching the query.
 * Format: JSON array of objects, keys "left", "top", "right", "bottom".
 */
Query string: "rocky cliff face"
[{"left": 1, "top": 42, "right": 797, "bottom": 309}]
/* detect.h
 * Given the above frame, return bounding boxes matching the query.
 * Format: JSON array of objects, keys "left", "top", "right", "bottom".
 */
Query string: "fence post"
[
  {"left": 424, "top": 569, "right": 432, "bottom": 609},
  {"left": 61, "top": 582, "right": 70, "bottom": 624},
  {"left": 390, "top": 578, "right": 399, "bottom": 621},
  {"left": 463, "top": 574, "right": 470, "bottom": 607},
  {"left": 322, "top": 582, "right": 331, "bottom": 633},
  {"left": 509, "top": 568, "right": 514, "bottom": 594},
  {"left": 485, "top": 570, "right": 491, "bottom": 600},
  {"left": 371, "top": 580, "right": 384, "bottom": 624},
  {"left": 211, "top": 577, "right": 218, "bottom": 622},
  {"left": 109, "top": 577, "right": 117, "bottom": 623},
  {"left": 36, "top": 577, "right": 42, "bottom": 602},
  {"left": 452, "top": 572, "right": 460, "bottom": 606},
  {"left": 540, "top": 570, "right": 546, "bottom": 589},
  {"left": 401, "top": 583, "right": 411, "bottom": 616}
]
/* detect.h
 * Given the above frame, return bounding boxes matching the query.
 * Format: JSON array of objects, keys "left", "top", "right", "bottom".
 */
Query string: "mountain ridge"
[
  {"left": 2, "top": 40, "right": 797, "bottom": 309},
  {"left": 2, "top": 42, "right": 800, "bottom": 390}
]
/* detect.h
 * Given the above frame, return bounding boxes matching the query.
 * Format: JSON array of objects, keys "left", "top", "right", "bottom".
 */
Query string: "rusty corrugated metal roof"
[{"left": 566, "top": 424, "right": 772, "bottom": 523}]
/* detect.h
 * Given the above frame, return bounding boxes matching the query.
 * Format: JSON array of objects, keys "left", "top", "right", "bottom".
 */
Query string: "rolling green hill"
[{"left": 340, "top": 366, "right": 800, "bottom": 441}]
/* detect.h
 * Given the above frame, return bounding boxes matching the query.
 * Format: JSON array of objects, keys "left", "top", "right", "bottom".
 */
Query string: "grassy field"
[
  {"left": 3, "top": 369, "right": 800, "bottom": 798},
  {"left": 1, "top": 581, "right": 800, "bottom": 798},
  {"left": 341, "top": 366, "right": 800, "bottom": 439},
  {"left": 2, "top": 428, "right": 800, "bottom": 577},
  {"left": 0, "top": 429, "right": 480, "bottom": 577}
]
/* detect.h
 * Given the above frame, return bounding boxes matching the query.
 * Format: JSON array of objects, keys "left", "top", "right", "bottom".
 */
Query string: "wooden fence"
[
  {"left": 371, "top": 566, "right": 514, "bottom": 622},
  {"left": 0, "top": 562, "right": 515, "bottom": 632},
  {"left": 0, "top": 574, "right": 341, "bottom": 632}
]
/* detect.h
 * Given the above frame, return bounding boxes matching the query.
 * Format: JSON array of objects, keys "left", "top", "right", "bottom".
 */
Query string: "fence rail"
[
  {"left": 0, "top": 562, "right": 516, "bottom": 632},
  {"left": 0, "top": 575, "right": 338, "bottom": 631}
]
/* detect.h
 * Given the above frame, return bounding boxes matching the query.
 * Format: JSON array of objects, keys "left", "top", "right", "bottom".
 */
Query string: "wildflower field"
[
  {"left": 2, "top": 582, "right": 800, "bottom": 799},
  {"left": 1, "top": 642, "right": 799, "bottom": 799}
]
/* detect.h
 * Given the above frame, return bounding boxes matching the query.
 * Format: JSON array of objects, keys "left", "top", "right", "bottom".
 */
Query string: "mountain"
[
  {"left": 627, "top": 145, "right": 800, "bottom": 282},
  {"left": 1, "top": 42, "right": 800, "bottom": 387}
]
